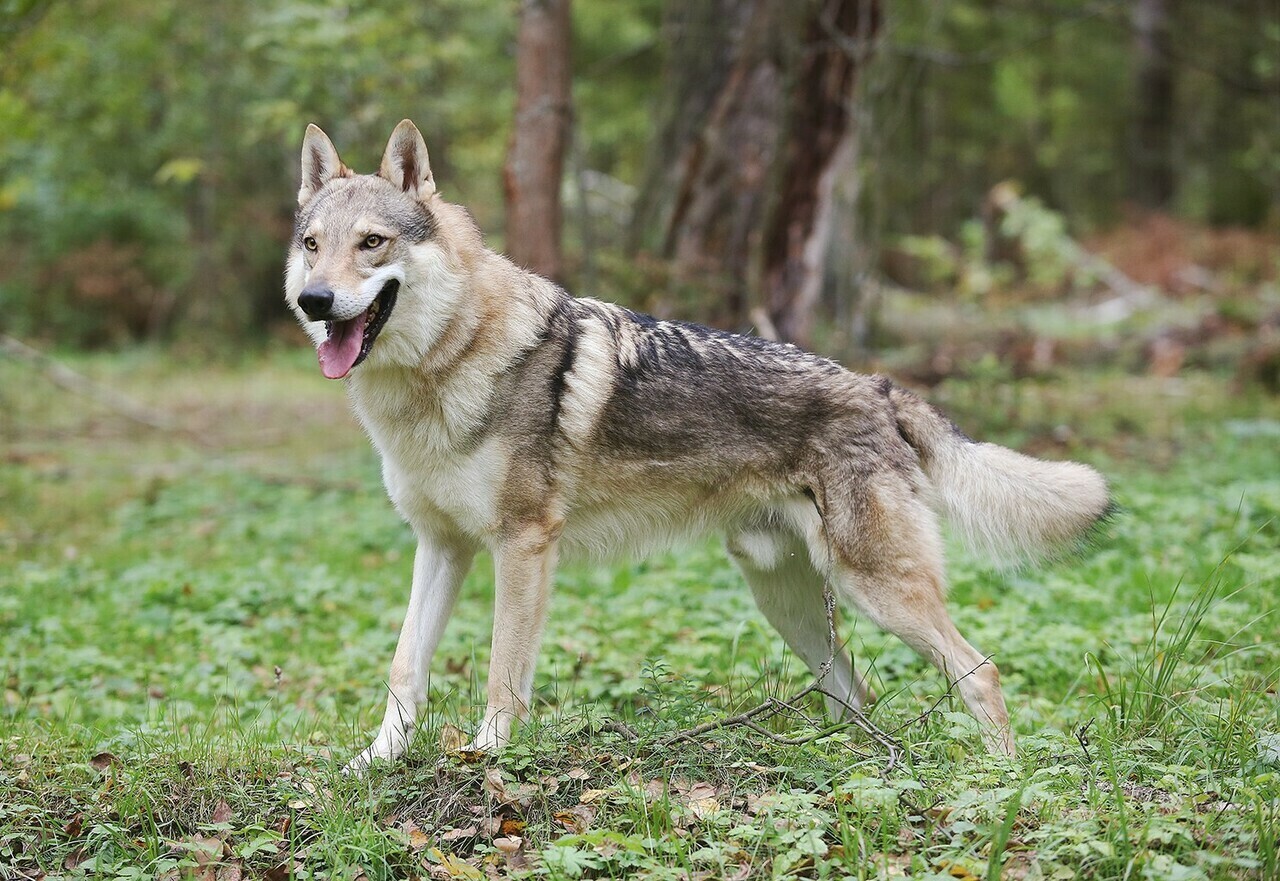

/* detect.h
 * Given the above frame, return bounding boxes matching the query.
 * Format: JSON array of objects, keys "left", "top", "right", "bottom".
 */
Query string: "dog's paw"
[
  {"left": 465, "top": 714, "right": 509, "bottom": 754},
  {"left": 344, "top": 729, "right": 411, "bottom": 774}
]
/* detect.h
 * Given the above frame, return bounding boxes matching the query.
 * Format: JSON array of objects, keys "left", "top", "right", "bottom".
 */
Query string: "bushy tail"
[{"left": 890, "top": 386, "right": 1112, "bottom": 564}]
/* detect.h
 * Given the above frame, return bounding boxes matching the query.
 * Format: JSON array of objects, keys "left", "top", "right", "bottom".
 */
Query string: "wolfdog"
[{"left": 284, "top": 120, "right": 1110, "bottom": 769}]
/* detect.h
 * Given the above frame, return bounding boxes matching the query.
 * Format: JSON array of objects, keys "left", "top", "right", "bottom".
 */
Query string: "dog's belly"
[{"left": 557, "top": 479, "right": 763, "bottom": 562}]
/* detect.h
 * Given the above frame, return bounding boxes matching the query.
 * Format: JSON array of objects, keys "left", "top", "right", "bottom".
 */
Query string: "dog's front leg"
[
  {"left": 471, "top": 521, "right": 559, "bottom": 752},
  {"left": 347, "top": 534, "right": 474, "bottom": 772}
]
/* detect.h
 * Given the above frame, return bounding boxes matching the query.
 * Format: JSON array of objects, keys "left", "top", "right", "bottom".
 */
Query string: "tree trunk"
[
  {"left": 504, "top": 0, "right": 573, "bottom": 284},
  {"left": 630, "top": 0, "right": 878, "bottom": 340},
  {"left": 1129, "top": 0, "right": 1175, "bottom": 210},
  {"left": 627, "top": 0, "right": 756, "bottom": 257},
  {"left": 663, "top": 1, "right": 786, "bottom": 328},
  {"left": 761, "top": 0, "right": 879, "bottom": 347}
]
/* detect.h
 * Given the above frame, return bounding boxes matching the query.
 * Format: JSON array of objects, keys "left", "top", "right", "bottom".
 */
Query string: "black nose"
[{"left": 297, "top": 286, "right": 335, "bottom": 319}]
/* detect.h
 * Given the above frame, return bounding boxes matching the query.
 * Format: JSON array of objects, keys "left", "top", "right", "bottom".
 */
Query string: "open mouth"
[{"left": 316, "top": 279, "right": 400, "bottom": 379}]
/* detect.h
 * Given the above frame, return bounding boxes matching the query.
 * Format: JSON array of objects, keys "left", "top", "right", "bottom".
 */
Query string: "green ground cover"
[{"left": 2, "top": 351, "right": 1278, "bottom": 879}]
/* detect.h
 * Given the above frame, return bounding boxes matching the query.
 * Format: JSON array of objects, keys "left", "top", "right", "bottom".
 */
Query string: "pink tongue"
[{"left": 317, "top": 312, "right": 368, "bottom": 379}]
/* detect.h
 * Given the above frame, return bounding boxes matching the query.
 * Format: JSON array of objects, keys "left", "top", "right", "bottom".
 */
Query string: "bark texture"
[
  {"left": 630, "top": 0, "right": 879, "bottom": 342},
  {"left": 505, "top": 0, "right": 573, "bottom": 284},
  {"left": 1129, "top": 0, "right": 1175, "bottom": 210},
  {"left": 761, "top": 0, "right": 880, "bottom": 346}
]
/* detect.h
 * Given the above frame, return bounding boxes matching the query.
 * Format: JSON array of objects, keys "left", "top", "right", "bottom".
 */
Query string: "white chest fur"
[{"left": 349, "top": 365, "right": 507, "bottom": 541}]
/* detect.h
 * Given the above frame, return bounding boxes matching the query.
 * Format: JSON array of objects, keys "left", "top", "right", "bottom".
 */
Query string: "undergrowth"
[{"left": 2, "top": 352, "right": 1278, "bottom": 879}]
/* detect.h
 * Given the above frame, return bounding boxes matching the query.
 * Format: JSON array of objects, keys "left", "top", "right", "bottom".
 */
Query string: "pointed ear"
[
  {"left": 298, "top": 124, "right": 349, "bottom": 206},
  {"left": 379, "top": 119, "right": 436, "bottom": 199}
]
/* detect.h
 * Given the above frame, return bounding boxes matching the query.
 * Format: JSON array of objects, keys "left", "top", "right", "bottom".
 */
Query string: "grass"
[{"left": 2, "top": 347, "right": 1279, "bottom": 879}]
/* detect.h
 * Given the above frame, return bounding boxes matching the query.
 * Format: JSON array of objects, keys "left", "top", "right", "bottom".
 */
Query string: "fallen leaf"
[
  {"left": 498, "top": 818, "right": 525, "bottom": 837},
  {"left": 262, "top": 863, "right": 292, "bottom": 881},
  {"left": 425, "top": 848, "right": 484, "bottom": 880},
  {"left": 62, "top": 813, "right": 84, "bottom": 838},
  {"left": 482, "top": 768, "right": 535, "bottom": 808},
  {"left": 89, "top": 752, "right": 120, "bottom": 772},
  {"left": 567, "top": 767, "right": 589, "bottom": 781},
  {"left": 580, "top": 788, "right": 610, "bottom": 804},
  {"left": 684, "top": 781, "right": 721, "bottom": 818},
  {"left": 63, "top": 848, "right": 88, "bottom": 870},
  {"left": 554, "top": 805, "right": 596, "bottom": 833},
  {"left": 215, "top": 861, "right": 243, "bottom": 881},
  {"left": 687, "top": 795, "right": 720, "bottom": 819},
  {"left": 439, "top": 723, "right": 468, "bottom": 753},
  {"left": 440, "top": 825, "right": 476, "bottom": 842},
  {"left": 402, "top": 820, "right": 432, "bottom": 850},
  {"left": 210, "top": 799, "right": 233, "bottom": 825},
  {"left": 935, "top": 859, "right": 981, "bottom": 881}
]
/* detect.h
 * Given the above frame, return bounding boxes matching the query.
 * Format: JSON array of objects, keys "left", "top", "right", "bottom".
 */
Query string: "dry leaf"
[
  {"left": 89, "top": 752, "right": 120, "bottom": 772},
  {"left": 262, "top": 863, "right": 292, "bottom": 881},
  {"left": 935, "top": 859, "right": 981, "bottom": 881},
  {"left": 684, "top": 781, "right": 720, "bottom": 819},
  {"left": 215, "top": 861, "right": 243, "bottom": 881},
  {"left": 440, "top": 825, "right": 476, "bottom": 842},
  {"left": 425, "top": 848, "right": 484, "bottom": 880},
  {"left": 63, "top": 848, "right": 88, "bottom": 870},
  {"left": 483, "top": 768, "right": 507, "bottom": 799},
  {"left": 579, "top": 788, "right": 610, "bottom": 804},
  {"left": 567, "top": 767, "right": 589, "bottom": 781},
  {"left": 210, "top": 799, "right": 233, "bottom": 825},
  {"left": 62, "top": 813, "right": 84, "bottom": 838},
  {"left": 498, "top": 818, "right": 525, "bottom": 837},
  {"left": 439, "top": 723, "right": 468, "bottom": 753},
  {"left": 554, "top": 805, "right": 596, "bottom": 833},
  {"left": 401, "top": 820, "right": 432, "bottom": 850},
  {"left": 687, "top": 796, "right": 720, "bottom": 819},
  {"left": 482, "top": 768, "right": 535, "bottom": 808}
]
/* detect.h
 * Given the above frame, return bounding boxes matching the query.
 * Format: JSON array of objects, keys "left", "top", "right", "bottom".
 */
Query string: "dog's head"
[{"left": 285, "top": 120, "right": 475, "bottom": 379}]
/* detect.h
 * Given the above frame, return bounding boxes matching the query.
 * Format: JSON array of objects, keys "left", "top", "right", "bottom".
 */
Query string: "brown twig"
[
  {"left": 889, "top": 654, "right": 995, "bottom": 736},
  {"left": 1, "top": 333, "right": 177, "bottom": 432},
  {"left": 659, "top": 483, "right": 907, "bottom": 770}
]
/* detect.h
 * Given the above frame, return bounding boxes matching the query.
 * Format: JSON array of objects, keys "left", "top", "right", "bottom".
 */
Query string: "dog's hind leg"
[
  {"left": 805, "top": 474, "right": 1015, "bottom": 756},
  {"left": 728, "top": 525, "right": 875, "bottom": 721},
  {"left": 347, "top": 533, "right": 475, "bottom": 772}
]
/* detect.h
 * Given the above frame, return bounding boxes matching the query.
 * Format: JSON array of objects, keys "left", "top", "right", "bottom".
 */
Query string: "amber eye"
[
  {"left": 362, "top": 234, "right": 385, "bottom": 249},
  {"left": 303, "top": 236, "right": 318, "bottom": 252}
]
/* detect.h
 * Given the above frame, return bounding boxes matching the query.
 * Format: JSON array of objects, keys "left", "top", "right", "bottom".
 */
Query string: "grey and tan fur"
[{"left": 284, "top": 121, "right": 1111, "bottom": 768}]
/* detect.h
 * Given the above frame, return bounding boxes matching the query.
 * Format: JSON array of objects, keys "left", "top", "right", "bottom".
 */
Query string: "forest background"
[{"left": 3, "top": 2, "right": 1280, "bottom": 879}]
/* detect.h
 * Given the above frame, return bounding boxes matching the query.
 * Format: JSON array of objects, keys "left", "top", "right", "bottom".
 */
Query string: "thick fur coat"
[{"left": 284, "top": 121, "right": 1111, "bottom": 767}]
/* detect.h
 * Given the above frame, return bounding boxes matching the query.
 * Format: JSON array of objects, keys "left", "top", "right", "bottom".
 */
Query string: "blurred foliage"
[
  {"left": 0, "top": 0, "right": 1274, "bottom": 347},
  {"left": 864, "top": 0, "right": 1280, "bottom": 236}
]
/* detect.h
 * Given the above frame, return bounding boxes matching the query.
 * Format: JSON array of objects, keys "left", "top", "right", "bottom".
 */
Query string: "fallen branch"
[
  {"left": 0, "top": 333, "right": 176, "bottom": 432},
  {"left": 659, "top": 488, "right": 907, "bottom": 771},
  {"left": 889, "top": 654, "right": 995, "bottom": 735}
]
